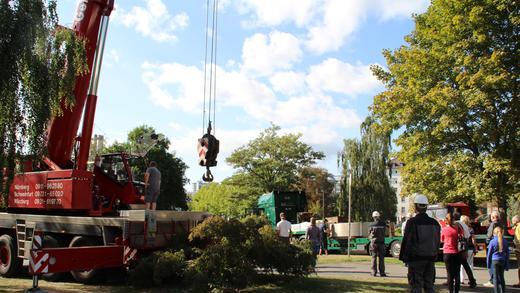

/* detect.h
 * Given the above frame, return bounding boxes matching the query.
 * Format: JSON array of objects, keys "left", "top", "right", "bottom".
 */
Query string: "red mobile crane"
[{"left": 0, "top": 0, "right": 206, "bottom": 283}]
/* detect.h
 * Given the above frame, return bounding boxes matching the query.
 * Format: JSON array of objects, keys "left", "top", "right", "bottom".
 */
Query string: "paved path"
[{"left": 316, "top": 261, "right": 520, "bottom": 293}]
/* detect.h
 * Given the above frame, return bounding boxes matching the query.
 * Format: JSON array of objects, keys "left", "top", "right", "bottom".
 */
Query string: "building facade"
[{"left": 387, "top": 158, "right": 410, "bottom": 221}]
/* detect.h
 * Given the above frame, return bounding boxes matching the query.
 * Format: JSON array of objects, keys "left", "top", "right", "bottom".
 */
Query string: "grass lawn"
[
  {"left": 0, "top": 275, "right": 414, "bottom": 293},
  {"left": 317, "top": 254, "right": 403, "bottom": 265}
]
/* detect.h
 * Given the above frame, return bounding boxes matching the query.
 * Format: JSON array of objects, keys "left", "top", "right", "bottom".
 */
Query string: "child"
[{"left": 487, "top": 226, "right": 509, "bottom": 293}]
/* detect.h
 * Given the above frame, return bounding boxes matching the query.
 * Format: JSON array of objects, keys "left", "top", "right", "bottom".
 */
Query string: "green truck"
[
  {"left": 257, "top": 191, "right": 307, "bottom": 226},
  {"left": 257, "top": 191, "right": 403, "bottom": 257}
]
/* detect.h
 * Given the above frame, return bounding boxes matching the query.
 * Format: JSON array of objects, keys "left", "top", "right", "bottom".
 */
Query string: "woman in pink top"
[{"left": 441, "top": 212, "right": 463, "bottom": 293}]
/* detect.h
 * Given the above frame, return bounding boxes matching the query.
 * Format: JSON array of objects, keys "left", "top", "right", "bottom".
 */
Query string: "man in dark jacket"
[
  {"left": 369, "top": 211, "right": 387, "bottom": 277},
  {"left": 399, "top": 195, "right": 441, "bottom": 293}
]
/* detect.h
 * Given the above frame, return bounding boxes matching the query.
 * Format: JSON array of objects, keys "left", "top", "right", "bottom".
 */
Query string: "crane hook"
[{"left": 202, "top": 166, "right": 214, "bottom": 182}]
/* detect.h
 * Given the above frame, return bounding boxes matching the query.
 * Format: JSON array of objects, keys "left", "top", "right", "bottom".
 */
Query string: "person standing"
[
  {"left": 369, "top": 211, "right": 387, "bottom": 277},
  {"left": 399, "top": 195, "right": 440, "bottom": 293},
  {"left": 144, "top": 161, "right": 161, "bottom": 210},
  {"left": 306, "top": 217, "right": 321, "bottom": 256},
  {"left": 441, "top": 212, "right": 463, "bottom": 293},
  {"left": 401, "top": 212, "right": 412, "bottom": 236},
  {"left": 484, "top": 211, "right": 501, "bottom": 287},
  {"left": 454, "top": 213, "right": 477, "bottom": 288},
  {"left": 276, "top": 212, "right": 292, "bottom": 243},
  {"left": 459, "top": 215, "right": 477, "bottom": 288},
  {"left": 512, "top": 215, "right": 520, "bottom": 288},
  {"left": 319, "top": 219, "right": 329, "bottom": 255},
  {"left": 487, "top": 226, "right": 509, "bottom": 293}
]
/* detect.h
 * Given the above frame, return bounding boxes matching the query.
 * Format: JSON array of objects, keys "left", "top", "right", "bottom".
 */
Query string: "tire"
[
  {"left": 390, "top": 240, "right": 401, "bottom": 258},
  {"left": 69, "top": 236, "right": 102, "bottom": 284},
  {"left": 41, "top": 235, "right": 66, "bottom": 281},
  {"left": 0, "top": 234, "right": 22, "bottom": 277}
]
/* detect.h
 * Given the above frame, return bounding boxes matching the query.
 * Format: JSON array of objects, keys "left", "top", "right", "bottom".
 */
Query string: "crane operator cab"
[{"left": 93, "top": 153, "right": 146, "bottom": 213}]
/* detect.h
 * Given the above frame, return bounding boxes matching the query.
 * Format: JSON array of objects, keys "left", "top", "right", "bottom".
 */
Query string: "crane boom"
[{"left": 46, "top": 0, "right": 114, "bottom": 169}]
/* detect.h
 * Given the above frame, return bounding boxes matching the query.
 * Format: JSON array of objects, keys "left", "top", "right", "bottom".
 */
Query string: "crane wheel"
[
  {"left": 69, "top": 236, "right": 102, "bottom": 284},
  {"left": 0, "top": 234, "right": 22, "bottom": 277},
  {"left": 41, "top": 235, "right": 66, "bottom": 281}
]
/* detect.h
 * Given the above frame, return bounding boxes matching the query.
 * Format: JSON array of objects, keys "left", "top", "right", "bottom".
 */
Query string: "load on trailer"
[{"left": 0, "top": 0, "right": 207, "bottom": 283}]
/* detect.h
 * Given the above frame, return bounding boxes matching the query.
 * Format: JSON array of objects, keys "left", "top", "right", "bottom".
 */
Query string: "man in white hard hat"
[
  {"left": 399, "top": 194, "right": 441, "bottom": 293},
  {"left": 369, "top": 211, "right": 387, "bottom": 277}
]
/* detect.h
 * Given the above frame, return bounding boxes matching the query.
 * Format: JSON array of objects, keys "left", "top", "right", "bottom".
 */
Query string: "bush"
[
  {"left": 129, "top": 215, "right": 316, "bottom": 290},
  {"left": 128, "top": 254, "right": 155, "bottom": 287},
  {"left": 129, "top": 250, "right": 186, "bottom": 287},
  {"left": 153, "top": 250, "right": 186, "bottom": 285}
]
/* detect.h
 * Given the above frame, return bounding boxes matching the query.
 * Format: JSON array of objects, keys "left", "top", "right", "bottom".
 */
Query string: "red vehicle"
[{"left": 0, "top": 0, "right": 206, "bottom": 283}]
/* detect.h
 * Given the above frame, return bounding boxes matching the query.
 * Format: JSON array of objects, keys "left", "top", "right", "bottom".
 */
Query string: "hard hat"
[
  {"left": 372, "top": 211, "right": 380, "bottom": 217},
  {"left": 414, "top": 194, "right": 429, "bottom": 205}
]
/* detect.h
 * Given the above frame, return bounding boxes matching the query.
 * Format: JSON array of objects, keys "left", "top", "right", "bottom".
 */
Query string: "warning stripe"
[
  {"left": 32, "top": 234, "right": 42, "bottom": 250},
  {"left": 30, "top": 251, "right": 49, "bottom": 274},
  {"left": 29, "top": 232, "right": 49, "bottom": 275},
  {"left": 124, "top": 247, "right": 138, "bottom": 264}
]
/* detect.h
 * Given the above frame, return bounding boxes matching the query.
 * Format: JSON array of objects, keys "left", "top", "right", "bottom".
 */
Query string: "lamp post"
[{"left": 347, "top": 161, "right": 352, "bottom": 258}]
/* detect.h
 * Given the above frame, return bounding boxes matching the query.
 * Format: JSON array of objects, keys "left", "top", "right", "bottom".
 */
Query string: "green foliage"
[
  {"left": 338, "top": 118, "right": 397, "bottom": 221},
  {"left": 190, "top": 183, "right": 252, "bottom": 217},
  {"left": 128, "top": 254, "right": 154, "bottom": 287},
  {"left": 188, "top": 215, "right": 316, "bottom": 290},
  {"left": 153, "top": 250, "right": 186, "bottom": 286},
  {"left": 226, "top": 124, "right": 325, "bottom": 193},
  {"left": 129, "top": 250, "right": 186, "bottom": 287},
  {"left": 295, "top": 167, "right": 337, "bottom": 217},
  {"left": 103, "top": 125, "right": 189, "bottom": 210},
  {"left": 0, "top": 0, "right": 87, "bottom": 206},
  {"left": 370, "top": 0, "right": 519, "bottom": 210}
]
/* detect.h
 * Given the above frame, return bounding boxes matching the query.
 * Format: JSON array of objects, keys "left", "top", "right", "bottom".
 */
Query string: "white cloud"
[
  {"left": 241, "top": 31, "right": 302, "bottom": 76},
  {"left": 236, "top": 0, "right": 317, "bottom": 27},
  {"left": 375, "top": 0, "right": 430, "bottom": 20},
  {"left": 141, "top": 62, "right": 203, "bottom": 110},
  {"left": 305, "top": 0, "right": 366, "bottom": 54},
  {"left": 269, "top": 71, "right": 306, "bottom": 95},
  {"left": 236, "top": 0, "right": 430, "bottom": 54},
  {"left": 115, "top": 0, "right": 189, "bottom": 42},
  {"left": 267, "top": 95, "right": 362, "bottom": 138},
  {"left": 306, "top": 58, "right": 382, "bottom": 96}
]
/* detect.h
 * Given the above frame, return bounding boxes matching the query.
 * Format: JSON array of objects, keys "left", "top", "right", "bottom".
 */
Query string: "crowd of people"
[
  {"left": 400, "top": 195, "right": 517, "bottom": 293},
  {"left": 276, "top": 197, "right": 520, "bottom": 293}
]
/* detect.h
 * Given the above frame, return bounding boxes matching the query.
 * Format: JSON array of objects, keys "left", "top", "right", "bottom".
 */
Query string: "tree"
[
  {"left": 0, "top": 0, "right": 87, "bottom": 207},
  {"left": 189, "top": 183, "right": 251, "bottom": 217},
  {"left": 370, "top": 0, "right": 519, "bottom": 211},
  {"left": 103, "top": 125, "right": 189, "bottom": 210},
  {"left": 226, "top": 124, "right": 325, "bottom": 192},
  {"left": 295, "top": 167, "right": 337, "bottom": 218},
  {"left": 338, "top": 118, "right": 397, "bottom": 221}
]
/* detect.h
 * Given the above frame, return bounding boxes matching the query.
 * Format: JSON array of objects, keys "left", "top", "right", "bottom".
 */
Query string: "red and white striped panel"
[
  {"left": 123, "top": 246, "right": 138, "bottom": 264},
  {"left": 29, "top": 232, "right": 49, "bottom": 275}
]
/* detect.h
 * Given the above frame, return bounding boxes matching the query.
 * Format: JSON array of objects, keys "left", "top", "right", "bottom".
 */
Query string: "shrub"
[
  {"left": 153, "top": 250, "right": 186, "bottom": 286},
  {"left": 130, "top": 215, "right": 316, "bottom": 290},
  {"left": 128, "top": 254, "right": 155, "bottom": 287}
]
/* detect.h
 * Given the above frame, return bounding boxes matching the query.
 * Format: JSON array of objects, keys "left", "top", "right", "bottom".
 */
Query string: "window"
[
  {"left": 98, "top": 155, "right": 128, "bottom": 184},
  {"left": 401, "top": 207, "right": 406, "bottom": 214}
]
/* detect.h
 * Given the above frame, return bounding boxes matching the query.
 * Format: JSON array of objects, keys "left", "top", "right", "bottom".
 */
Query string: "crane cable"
[
  {"left": 198, "top": 0, "right": 220, "bottom": 182},
  {"left": 202, "top": 0, "right": 219, "bottom": 136}
]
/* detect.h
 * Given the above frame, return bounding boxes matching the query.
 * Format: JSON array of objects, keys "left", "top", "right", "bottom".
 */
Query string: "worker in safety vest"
[{"left": 369, "top": 211, "right": 387, "bottom": 277}]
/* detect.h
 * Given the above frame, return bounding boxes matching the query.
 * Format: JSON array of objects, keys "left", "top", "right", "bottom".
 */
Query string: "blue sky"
[{"left": 56, "top": 0, "right": 429, "bottom": 191}]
